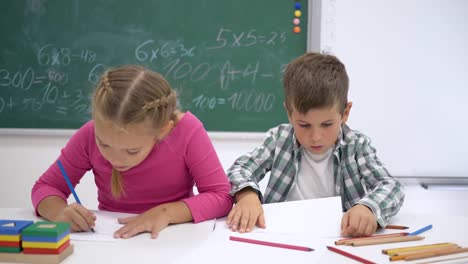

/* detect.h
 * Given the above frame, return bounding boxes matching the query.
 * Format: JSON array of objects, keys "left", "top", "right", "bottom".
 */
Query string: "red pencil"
[
  {"left": 327, "top": 246, "right": 376, "bottom": 264},
  {"left": 385, "top": 225, "right": 409, "bottom": 230},
  {"left": 229, "top": 236, "right": 313, "bottom": 252}
]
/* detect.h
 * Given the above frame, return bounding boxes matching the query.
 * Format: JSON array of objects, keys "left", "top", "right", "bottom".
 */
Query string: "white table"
[{"left": 1, "top": 203, "right": 468, "bottom": 264}]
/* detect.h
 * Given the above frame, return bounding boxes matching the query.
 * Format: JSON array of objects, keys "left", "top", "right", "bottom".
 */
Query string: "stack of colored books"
[
  {"left": 0, "top": 220, "right": 34, "bottom": 253},
  {"left": 21, "top": 222, "right": 71, "bottom": 255}
]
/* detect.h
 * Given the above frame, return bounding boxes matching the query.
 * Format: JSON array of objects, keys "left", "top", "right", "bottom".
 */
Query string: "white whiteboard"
[{"left": 316, "top": 0, "right": 468, "bottom": 177}]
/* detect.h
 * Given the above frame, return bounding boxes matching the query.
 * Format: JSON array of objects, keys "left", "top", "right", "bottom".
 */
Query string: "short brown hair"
[
  {"left": 283, "top": 52, "right": 349, "bottom": 114},
  {"left": 92, "top": 65, "right": 178, "bottom": 198}
]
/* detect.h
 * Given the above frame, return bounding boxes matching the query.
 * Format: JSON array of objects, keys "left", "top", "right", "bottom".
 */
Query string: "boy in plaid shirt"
[{"left": 226, "top": 52, "right": 405, "bottom": 237}]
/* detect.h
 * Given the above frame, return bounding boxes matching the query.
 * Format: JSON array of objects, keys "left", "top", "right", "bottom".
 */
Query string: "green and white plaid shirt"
[{"left": 227, "top": 123, "right": 405, "bottom": 227}]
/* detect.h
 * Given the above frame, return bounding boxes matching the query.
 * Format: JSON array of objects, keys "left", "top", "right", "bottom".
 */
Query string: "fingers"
[
  {"left": 118, "top": 216, "right": 137, "bottom": 224},
  {"left": 343, "top": 214, "right": 361, "bottom": 237},
  {"left": 257, "top": 213, "right": 266, "bottom": 229},
  {"left": 65, "top": 203, "right": 95, "bottom": 232},
  {"left": 341, "top": 213, "right": 350, "bottom": 236},
  {"left": 227, "top": 208, "right": 242, "bottom": 232},
  {"left": 114, "top": 223, "right": 146, "bottom": 239}
]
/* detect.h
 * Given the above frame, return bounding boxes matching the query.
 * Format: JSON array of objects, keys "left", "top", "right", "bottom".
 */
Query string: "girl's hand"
[
  {"left": 55, "top": 203, "right": 96, "bottom": 232},
  {"left": 114, "top": 207, "right": 171, "bottom": 239},
  {"left": 227, "top": 189, "right": 266, "bottom": 233},
  {"left": 341, "top": 204, "right": 378, "bottom": 237}
]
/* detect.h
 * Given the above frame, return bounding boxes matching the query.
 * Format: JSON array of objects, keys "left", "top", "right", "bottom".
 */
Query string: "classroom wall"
[
  {"left": 319, "top": 0, "right": 468, "bottom": 177},
  {"left": 0, "top": 131, "right": 265, "bottom": 208}
]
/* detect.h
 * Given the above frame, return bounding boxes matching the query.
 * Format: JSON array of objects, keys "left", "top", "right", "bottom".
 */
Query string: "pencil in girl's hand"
[
  {"left": 229, "top": 236, "right": 313, "bottom": 252},
  {"left": 327, "top": 246, "right": 376, "bottom": 264},
  {"left": 57, "top": 159, "right": 95, "bottom": 233},
  {"left": 385, "top": 225, "right": 409, "bottom": 230}
]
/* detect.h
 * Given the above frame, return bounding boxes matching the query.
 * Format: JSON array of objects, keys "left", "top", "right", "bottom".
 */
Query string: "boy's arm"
[
  {"left": 355, "top": 138, "right": 405, "bottom": 227},
  {"left": 227, "top": 128, "right": 279, "bottom": 201}
]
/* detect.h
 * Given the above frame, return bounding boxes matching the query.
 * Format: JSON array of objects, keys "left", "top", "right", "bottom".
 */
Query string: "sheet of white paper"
[
  {"left": 70, "top": 210, "right": 133, "bottom": 242},
  {"left": 231, "top": 196, "right": 343, "bottom": 238}
]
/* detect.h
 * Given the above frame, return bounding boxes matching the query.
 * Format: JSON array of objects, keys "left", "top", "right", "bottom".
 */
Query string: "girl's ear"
[
  {"left": 341, "top": 102, "right": 353, "bottom": 123},
  {"left": 155, "top": 120, "right": 174, "bottom": 142}
]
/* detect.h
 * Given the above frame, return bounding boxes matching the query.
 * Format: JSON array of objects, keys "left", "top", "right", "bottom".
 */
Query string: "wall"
[{"left": 319, "top": 0, "right": 468, "bottom": 177}]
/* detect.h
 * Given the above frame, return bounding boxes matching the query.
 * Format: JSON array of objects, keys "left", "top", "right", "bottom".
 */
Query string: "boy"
[{"left": 226, "top": 52, "right": 405, "bottom": 237}]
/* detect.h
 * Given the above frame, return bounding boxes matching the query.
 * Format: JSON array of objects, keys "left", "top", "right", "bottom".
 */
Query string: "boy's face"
[{"left": 287, "top": 103, "right": 352, "bottom": 155}]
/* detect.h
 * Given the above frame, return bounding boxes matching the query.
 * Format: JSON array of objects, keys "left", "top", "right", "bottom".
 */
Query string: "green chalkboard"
[{"left": 0, "top": 0, "right": 307, "bottom": 132}]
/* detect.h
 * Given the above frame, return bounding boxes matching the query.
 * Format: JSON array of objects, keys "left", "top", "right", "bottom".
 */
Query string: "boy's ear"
[{"left": 341, "top": 102, "right": 353, "bottom": 123}]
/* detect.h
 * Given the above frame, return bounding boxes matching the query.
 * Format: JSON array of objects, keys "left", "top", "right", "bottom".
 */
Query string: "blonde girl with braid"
[{"left": 32, "top": 65, "right": 233, "bottom": 239}]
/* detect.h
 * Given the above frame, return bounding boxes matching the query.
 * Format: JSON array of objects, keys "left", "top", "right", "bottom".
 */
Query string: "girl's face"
[{"left": 94, "top": 116, "right": 162, "bottom": 172}]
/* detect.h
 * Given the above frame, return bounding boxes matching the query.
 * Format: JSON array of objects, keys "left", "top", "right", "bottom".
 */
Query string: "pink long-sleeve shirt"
[{"left": 31, "top": 112, "right": 233, "bottom": 223}]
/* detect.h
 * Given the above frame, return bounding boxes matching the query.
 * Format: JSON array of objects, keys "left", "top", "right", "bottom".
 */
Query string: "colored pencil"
[
  {"left": 389, "top": 245, "right": 460, "bottom": 261},
  {"left": 57, "top": 160, "right": 95, "bottom": 233},
  {"left": 327, "top": 246, "right": 376, "bottom": 264},
  {"left": 404, "top": 247, "right": 468, "bottom": 261},
  {"left": 418, "top": 255, "right": 468, "bottom": 264},
  {"left": 229, "top": 236, "right": 313, "bottom": 252},
  {"left": 385, "top": 225, "right": 409, "bottom": 230},
  {"left": 383, "top": 243, "right": 457, "bottom": 255},
  {"left": 335, "top": 232, "right": 409, "bottom": 245},
  {"left": 350, "top": 235, "right": 424, "bottom": 246},
  {"left": 408, "top": 224, "right": 432, "bottom": 236}
]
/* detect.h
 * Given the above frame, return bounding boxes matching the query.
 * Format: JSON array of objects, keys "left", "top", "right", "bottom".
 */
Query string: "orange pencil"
[{"left": 404, "top": 247, "right": 468, "bottom": 261}]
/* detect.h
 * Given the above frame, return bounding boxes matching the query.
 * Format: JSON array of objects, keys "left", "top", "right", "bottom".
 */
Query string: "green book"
[{"left": 21, "top": 222, "right": 70, "bottom": 238}]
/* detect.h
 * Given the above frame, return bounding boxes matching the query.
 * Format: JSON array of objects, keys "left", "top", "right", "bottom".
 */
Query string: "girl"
[{"left": 31, "top": 65, "right": 233, "bottom": 239}]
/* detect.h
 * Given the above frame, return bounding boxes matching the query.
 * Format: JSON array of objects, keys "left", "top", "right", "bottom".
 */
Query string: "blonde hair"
[
  {"left": 283, "top": 52, "right": 349, "bottom": 114},
  {"left": 92, "top": 65, "right": 178, "bottom": 198}
]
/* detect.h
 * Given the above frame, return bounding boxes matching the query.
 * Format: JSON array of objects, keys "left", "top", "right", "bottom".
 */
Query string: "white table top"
[{"left": 1, "top": 200, "right": 468, "bottom": 264}]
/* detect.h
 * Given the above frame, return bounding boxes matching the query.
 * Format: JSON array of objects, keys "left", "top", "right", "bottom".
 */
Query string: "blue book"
[{"left": 0, "top": 219, "right": 34, "bottom": 235}]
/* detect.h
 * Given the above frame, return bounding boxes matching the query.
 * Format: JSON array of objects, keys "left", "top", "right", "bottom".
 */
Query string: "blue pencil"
[
  {"left": 56, "top": 160, "right": 95, "bottom": 232},
  {"left": 408, "top": 224, "right": 432, "bottom": 236}
]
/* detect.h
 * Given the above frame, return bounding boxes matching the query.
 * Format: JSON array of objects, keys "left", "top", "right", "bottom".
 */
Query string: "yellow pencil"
[
  {"left": 350, "top": 235, "right": 424, "bottom": 247},
  {"left": 404, "top": 247, "right": 468, "bottom": 261},
  {"left": 389, "top": 245, "right": 460, "bottom": 261},
  {"left": 383, "top": 242, "right": 457, "bottom": 255}
]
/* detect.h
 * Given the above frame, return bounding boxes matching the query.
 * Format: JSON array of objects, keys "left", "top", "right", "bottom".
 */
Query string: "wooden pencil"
[
  {"left": 404, "top": 247, "right": 468, "bottom": 261},
  {"left": 382, "top": 242, "right": 457, "bottom": 255},
  {"left": 418, "top": 255, "right": 468, "bottom": 264},
  {"left": 385, "top": 225, "right": 409, "bottom": 230},
  {"left": 350, "top": 235, "right": 424, "bottom": 247},
  {"left": 327, "top": 246, "right": 377, "bottom": 264},
  {"left": 335, "top": 232, "right": 408, "bottom": 245},
  {"left": 389, "top": 245, "right": 460, "bottom": 261}
]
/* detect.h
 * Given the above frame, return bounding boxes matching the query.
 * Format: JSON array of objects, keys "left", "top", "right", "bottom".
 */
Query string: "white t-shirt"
[{"left": 286, "top": 147, "right": 336, "bottom": 201}]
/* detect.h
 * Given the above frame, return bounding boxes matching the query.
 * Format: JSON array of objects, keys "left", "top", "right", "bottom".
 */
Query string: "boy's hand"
[
  {"left": 226, "top": 188, "right": 266, "bottom": 233},
  {"left": 341, "top": 204, "right": 378, "bottom": 237},
  {"left": 114, "top": 206, "right": 171, "bottom": 239},
  {"left": 55, "top": 203, "right": 96, "bottom": 232}
]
